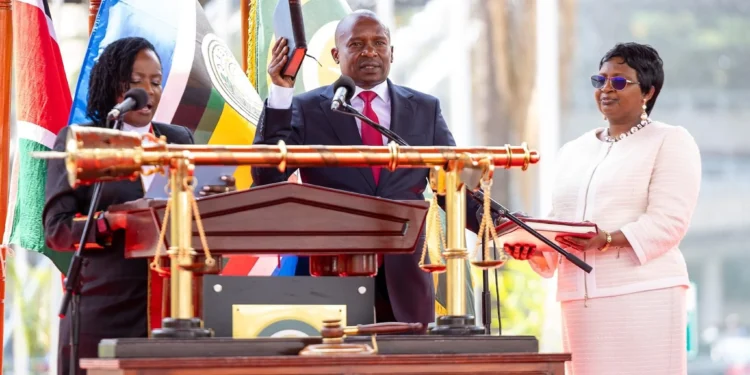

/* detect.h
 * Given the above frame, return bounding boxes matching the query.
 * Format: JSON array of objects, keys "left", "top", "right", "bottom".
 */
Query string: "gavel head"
[{"left": 320, "top": 319, "right": 346, "bottom": 344}]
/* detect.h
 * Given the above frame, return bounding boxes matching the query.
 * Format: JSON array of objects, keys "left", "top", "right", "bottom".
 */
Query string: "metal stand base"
[
  {"left": 428, "top": 315, "right": 486, "bottom": 336},
  {"left": 152, "top": 318, "right": 213, "bottom": 339}
]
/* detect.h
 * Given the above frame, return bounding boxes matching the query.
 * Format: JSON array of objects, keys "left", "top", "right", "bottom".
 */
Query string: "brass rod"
[{"left": 59, "top": 147, "right": 536, "bottom": 168}]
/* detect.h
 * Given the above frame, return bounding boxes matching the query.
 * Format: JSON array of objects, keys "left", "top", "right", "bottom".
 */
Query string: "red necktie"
[
  {"left": 358, "top": 91, "right": 383, "bottom": 185},
  {"left": 358, "top": 91, "right": 385, "bottom": 269}
]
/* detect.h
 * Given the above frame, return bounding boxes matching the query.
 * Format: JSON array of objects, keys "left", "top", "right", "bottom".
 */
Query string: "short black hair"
[
  {"left": 599, "top": 42, "right": 664, "bottom": 115},
  {"left": 86, "top": 37, "right": 160, "bottom": 126},
  {"left": 334, "top": 9, "right": 391, "bottom": 46}
]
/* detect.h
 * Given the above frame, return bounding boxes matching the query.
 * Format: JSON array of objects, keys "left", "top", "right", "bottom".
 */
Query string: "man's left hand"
[
  {"left": 556, "top": 230, "right": 608, "bottom": 252},
  {"left": 199, "top": 175, "right": 236, "bottom": 197}
]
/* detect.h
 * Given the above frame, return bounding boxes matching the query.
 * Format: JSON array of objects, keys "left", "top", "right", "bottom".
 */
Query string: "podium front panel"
[{"left": 203, "top": 275, "right": 374, "bottom": 338}]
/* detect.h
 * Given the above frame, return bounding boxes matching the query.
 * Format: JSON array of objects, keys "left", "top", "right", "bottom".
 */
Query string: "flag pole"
[
  {"left": 0, "top": 0, "right": 13, "bottom": 372},
  {"left": 89, "top": 0, "right": 100, "bottom": 33},
  {"left": 241, "top": 0, "right": 249, "bottom": 72}
]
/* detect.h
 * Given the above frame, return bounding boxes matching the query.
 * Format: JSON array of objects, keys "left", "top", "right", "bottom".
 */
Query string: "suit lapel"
[
  {"left": 152, "top": 122, "right": 163, "bottom": 138},
  {"left": 377, "top": 81, "right": 415, "bottom": 190},
  {"left": 319, "top": 86, "right": 376, "bottom": 190}
]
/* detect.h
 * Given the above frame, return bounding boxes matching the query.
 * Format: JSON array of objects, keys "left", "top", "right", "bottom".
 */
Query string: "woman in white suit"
[{"left": 507, "top": 42, "right": 701, "bottom": 374}]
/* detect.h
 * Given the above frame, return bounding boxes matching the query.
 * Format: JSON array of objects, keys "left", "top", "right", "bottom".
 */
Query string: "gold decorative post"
[
  {"left": 443, "top": 164, "right": 467, "bottom": 317},
  {"left": 152, "top": 153, "right": 211, "bottom": 338},
  {"left": 241, "top": 0, "right": 249, "bottom": 72},
  {"left": 171, "top": 155, "right": 195, "bottom": 320}
]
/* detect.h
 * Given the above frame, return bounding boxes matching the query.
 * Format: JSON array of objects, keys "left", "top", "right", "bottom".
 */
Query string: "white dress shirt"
[
  {"left": 267, "top": 81, "right": 392, "bottom": 145},
  {"left": 122, "top": 122, "right": 156, "bottom": 190}
]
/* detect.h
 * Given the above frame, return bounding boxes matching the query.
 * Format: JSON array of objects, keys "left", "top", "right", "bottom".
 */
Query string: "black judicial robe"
[{"left": 42, "top": 122, "right": 194, "bottom": 375}]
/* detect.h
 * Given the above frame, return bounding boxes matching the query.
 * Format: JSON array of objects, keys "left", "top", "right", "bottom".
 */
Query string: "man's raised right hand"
[{"left": 268, "top": 37, "right": 295, "bottom": 88}]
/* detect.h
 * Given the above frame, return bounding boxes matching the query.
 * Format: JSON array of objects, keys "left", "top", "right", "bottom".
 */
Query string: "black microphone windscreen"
[
  {"left": 124, "top": 88, "right": 149, "bottom": 110},
  {"left": 332, "top": 75, "right": 356, "bottom": 102}
]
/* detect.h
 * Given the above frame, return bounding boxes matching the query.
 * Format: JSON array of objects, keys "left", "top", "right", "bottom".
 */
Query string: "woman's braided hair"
[{"left": 86, "top": 37, "right": 160, "bottom": 126}]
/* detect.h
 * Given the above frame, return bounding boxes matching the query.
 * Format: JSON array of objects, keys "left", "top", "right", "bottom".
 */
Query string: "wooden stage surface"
[{"left": 82, "top": 353, "right": 571, "bottom": 374}]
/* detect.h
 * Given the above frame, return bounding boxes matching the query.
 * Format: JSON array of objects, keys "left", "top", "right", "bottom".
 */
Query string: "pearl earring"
[{"left": 640, "top": 103, "right": 648, "bottom": 122}]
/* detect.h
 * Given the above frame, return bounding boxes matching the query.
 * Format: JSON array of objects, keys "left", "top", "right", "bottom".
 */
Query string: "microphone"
[
  {"left": 331, "top": 75, "right": 355, "bottom": 111},
  {"left": 106, "top": 88, "right": 149, "bottom": 121}
]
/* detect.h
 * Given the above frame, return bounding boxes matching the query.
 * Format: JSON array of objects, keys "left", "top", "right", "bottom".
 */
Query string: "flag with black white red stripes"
[{"left": 4, "top": 0, "right": 74, "bottom": 274}]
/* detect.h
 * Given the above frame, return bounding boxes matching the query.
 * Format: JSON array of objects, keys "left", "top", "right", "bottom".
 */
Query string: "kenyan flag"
[{"left": 4, "top": 0, "right": 74, "bottom": 274}]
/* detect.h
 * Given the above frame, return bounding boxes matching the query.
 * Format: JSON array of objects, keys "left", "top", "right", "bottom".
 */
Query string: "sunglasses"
[{"left": 590, "top": 75, "right": 639, "bottom": 91}]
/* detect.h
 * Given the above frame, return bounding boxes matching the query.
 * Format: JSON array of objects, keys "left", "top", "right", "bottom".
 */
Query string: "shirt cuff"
[{"left": 267, "top": 83, "right": 294, "bottom": 109}]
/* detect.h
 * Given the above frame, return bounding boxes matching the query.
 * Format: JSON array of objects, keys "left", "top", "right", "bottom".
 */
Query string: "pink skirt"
[{"left": 561, "top": 286, "right": 687, "bottom": 375}]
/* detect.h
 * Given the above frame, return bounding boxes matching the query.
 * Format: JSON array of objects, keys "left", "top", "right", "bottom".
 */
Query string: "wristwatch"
[{"left": 599, "top": 231, "right": 612, "bottom": 252}]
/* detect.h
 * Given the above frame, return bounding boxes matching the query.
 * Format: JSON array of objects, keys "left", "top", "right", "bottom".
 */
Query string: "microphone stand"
[
  {"left": 59, "top": 116, "right": 123, "bottom": 375},
  {"left": 481, "top": 235, "right": 491, "bottom": 334},
  {"left": 334, "top": 102, "right": 592, "bottom": 336}
]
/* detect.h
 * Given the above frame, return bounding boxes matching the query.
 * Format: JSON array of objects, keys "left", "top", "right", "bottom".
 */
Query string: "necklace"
[{"left": 604, "top": 118, "right": 652, "bottom": 143}]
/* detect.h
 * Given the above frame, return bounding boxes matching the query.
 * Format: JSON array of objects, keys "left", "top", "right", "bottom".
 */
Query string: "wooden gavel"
[
  {"left": 321, "top": 319, "right": 424, "bottom": 340},
  {"left": 299, "top": 319, "right": 424, "bottom": 356}
]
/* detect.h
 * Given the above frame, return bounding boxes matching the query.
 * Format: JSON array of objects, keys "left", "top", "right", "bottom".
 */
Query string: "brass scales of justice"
[{"left": 35, "top": 126, "right": 539, "bottom": 355}]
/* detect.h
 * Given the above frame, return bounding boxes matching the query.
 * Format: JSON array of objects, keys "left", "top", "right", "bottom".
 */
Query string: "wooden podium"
[
  {"left": 111, "top": 181, "right": 430, "bottom": 277},
  {"left": 80, "top": 182, "right": 570, "bottom": 374}
]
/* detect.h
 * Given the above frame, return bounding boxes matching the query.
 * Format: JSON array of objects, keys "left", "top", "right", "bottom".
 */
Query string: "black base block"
[
  {"left": 151, "top": 318, "right": 213, "bottom": 339},
  {"left": 428, "top": 315, "right": 486, "bottom": 336},
  {"left": 97, "top": 335, "right": 538, "bottom": 359}
]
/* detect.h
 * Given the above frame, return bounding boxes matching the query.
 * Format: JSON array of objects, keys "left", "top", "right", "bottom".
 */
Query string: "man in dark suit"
[{"left": 252, "top": 10, "right": 481, "bottom": 327}]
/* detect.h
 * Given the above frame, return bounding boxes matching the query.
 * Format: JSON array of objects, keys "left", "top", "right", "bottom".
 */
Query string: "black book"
[{"left": 273, "top": 0, "right": 307, "bottom": 80}]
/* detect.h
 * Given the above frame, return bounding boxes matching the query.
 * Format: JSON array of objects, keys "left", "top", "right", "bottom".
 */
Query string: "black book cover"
[{"left": 273, "top": 0, "right": 307, "bottom": 79}]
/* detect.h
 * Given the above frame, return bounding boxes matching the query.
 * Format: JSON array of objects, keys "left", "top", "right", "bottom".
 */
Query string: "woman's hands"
[
  {"left": 556, "top": 230, "right": 609, "bottom": 252},
  {"left": 496, "top": 212, "right": 534, "bottom": 261},
  {"left": 505, "top": 243, "right": 536, "bottom": 260},
  {"left": 506, "top": 229, "right": 611, "bottom": 262}
]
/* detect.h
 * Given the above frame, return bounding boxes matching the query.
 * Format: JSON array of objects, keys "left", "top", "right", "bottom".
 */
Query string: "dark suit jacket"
[
  {"left": 251, "top": 80, "right": 481, "bottom": 326},
  {"left": 43, "top": 122, "right": 193, "bottom": 373}
]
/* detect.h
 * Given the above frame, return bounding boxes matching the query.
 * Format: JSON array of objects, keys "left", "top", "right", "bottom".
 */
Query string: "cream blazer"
[{"left": 530, "top": 121, "right": 702, "bottom": 302}]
